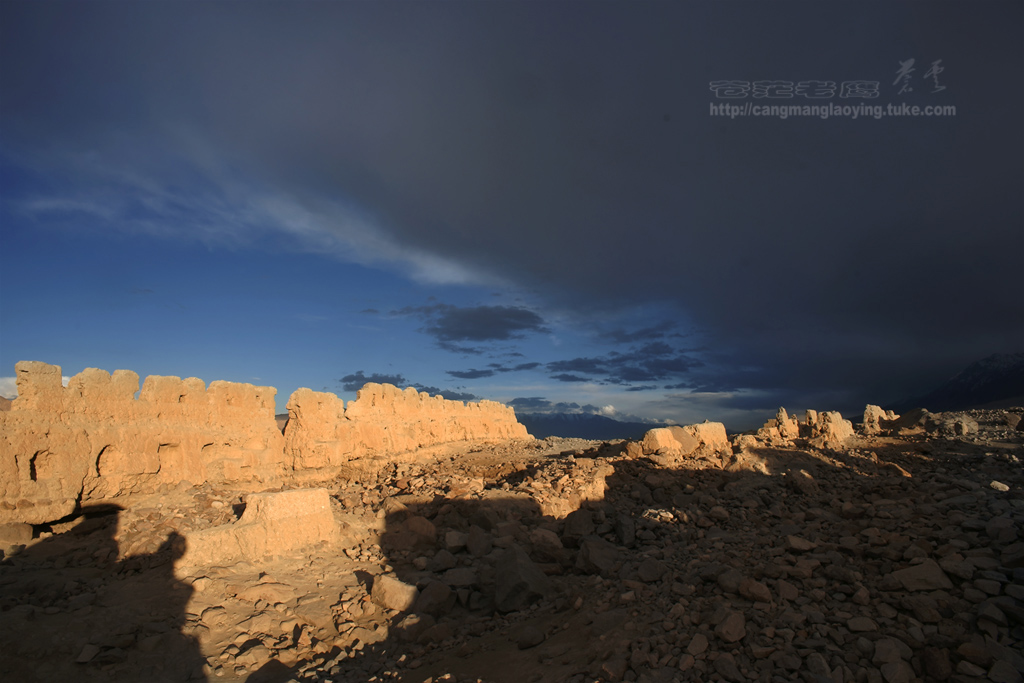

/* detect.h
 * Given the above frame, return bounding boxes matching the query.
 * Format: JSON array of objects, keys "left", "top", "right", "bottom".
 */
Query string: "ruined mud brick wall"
[
  {"left": 0, "top": 361, "right": 286, "bottom": 524},
  {"left": 753, "top": 407, "right": 857, "bottom": 446},
  {"left": 283, "top": 383, "right": 530, "bottom": 472},
  {"left": 1, "top": 362, "right": 531, "bottom": 525}
]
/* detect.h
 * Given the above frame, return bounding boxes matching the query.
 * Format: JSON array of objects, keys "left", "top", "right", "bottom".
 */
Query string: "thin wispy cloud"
[{"left": 11, "top": 143, "right": 493, "bottom": 288}]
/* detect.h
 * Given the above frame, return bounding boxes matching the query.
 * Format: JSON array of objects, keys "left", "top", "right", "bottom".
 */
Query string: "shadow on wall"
[
  {"left": 0, "top": 506, "right": 208, "bottom": 683},
  {"left": 235, "top": 437, "right": 1020, "bottom": 683}
]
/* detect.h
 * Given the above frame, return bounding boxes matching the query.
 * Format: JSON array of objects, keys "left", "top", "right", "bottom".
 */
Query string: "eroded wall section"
[
  {"left": 1, "top": 361, "right": 286, "bottom": 524},
  {"left": 284, "top": 383, "right": 530, "bottom": 472}
]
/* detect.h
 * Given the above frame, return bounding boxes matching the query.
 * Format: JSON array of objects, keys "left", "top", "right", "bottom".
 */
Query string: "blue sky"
[{"left": 1, "top": 1, "right": 1021, "bottom": 431}]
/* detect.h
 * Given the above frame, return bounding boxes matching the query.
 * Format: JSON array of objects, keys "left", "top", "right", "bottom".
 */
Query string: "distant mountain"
[
  {"left": 889, "top": 352, "right": 1024, "bottom": 413},
  {"left": 517, "top": 412, "right": 656, "bottom": 440}
]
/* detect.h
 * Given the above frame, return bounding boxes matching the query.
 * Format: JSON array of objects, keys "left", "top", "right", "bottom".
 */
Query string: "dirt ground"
[{"left": 1, "top": 410, "right": 1022, "bottom": 683}]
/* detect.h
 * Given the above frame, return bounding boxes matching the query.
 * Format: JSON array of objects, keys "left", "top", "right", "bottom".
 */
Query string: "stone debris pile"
[{"left": 748, "top": 407, "right": 858, "bottom": 449}]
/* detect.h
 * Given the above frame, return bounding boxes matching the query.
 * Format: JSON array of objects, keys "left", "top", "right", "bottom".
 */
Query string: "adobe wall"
[
  {"left": 1, "top": 361, "right": 286, "bottom": 524},
  {"left": 755, "top": 407, "right": 857, "bottom": 446},
  {"left": 0, "top": 361, "right": 531, "bottom": 525},
  {"left": 283, "top": 383, "right": 530, "bottom": 471}
]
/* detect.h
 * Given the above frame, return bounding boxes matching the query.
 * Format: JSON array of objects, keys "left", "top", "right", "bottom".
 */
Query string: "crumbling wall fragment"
[
  {"left": 862, "top": 404, "right": 899, "bottom": 435},
  {"left": 1, "top": 361, "right": 286, "bottom": 523},
  {"left": 283, "top": 382, "right": 531, "bottom": 473},
  {"left": 179, "top": 488, "right": 339, "bottom": 567}
]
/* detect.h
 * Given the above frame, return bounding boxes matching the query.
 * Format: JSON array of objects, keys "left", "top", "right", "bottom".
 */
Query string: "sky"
[{"left": 1, "top": 1, "right": 1021, "bottom": 431}]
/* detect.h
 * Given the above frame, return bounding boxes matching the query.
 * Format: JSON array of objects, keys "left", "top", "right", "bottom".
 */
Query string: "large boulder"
[
  {"left": 641, "top": 422, "right": 729, "bottom": 456},
  {"left": 808, "top": 411, "right": 855, "bottom": 447},
  {"left": 891, "top": 408, "right": 931, "bottom": 433},
  {"left": 641, "top": 428, "right": 683, "bottom": 455},
  {"left": 925, "top": 413, "right": 979, "bottom": 437},
  {"left": 371, "top": 574, "right": 420, "bottom": 612},
  {"left": 495, "top": 545, "right": 551, "bottom": 613},
  {"left": 180, "top": 488, "right": 340, "bottom": 568},
  {"left": 862, "top": 404, "right": 898, "bottom": 435}
]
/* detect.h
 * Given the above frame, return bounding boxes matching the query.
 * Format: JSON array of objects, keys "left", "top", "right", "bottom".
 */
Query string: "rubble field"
[{"left": 1, "top": 409, "right": 1022, "bottom": 683}]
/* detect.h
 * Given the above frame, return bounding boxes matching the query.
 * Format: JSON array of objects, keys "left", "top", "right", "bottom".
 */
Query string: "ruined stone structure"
[
  {"left": 755, "top": 407, "right": 858, "bottom": 446},
  {"left": 0, "top": 361, "right": 530, "bottom": 525},
  {"left": 862, "top": 404, "right": 899, "bottom": 435},
  {"left": 284, "top": 384, "right": 528, "bottom": 474},
  {"left": 639, "top": 422, "right": 731, "bottom": 457}
]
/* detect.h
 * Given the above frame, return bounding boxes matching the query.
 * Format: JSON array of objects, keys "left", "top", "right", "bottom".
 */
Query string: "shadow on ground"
[
  {"left": 239, "top": 434, "right": 1024, "bottom": 683},
  {"left": 0, "top": 504, "right": 207, "bottom": 682}
]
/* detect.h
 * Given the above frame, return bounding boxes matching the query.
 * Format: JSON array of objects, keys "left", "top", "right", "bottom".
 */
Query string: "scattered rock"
[
  {"left": 686, "top": 633, "right": 709, "bottom": 655},
  {"left": 637, "top": 557, "right": 667, "bottom": 583},
  {"left": 466, "top": 525, "right": 492, "bottom": 557},
  {"left": 510, "top": 623, "right": 546, "bottom": 650},
  {"left": 714, "top": 610, "right": 746, "bottom": 643},
  {"left": 890, "top": 559, "right": 953, "bottom": 591},
  {"left": 848, "top": 616, "right": 878, "bottom": 632},
  {"left": 785, "top": 535, "right": 818, "bottom": 552},
  {"left": 370, "top": 574, "right": 419, "bottom": 612},
  {"left": 3, "top": 375, "right": 1021, "bottom": 683},
  {"left": 739, "top": 578, "right": 772, "bottom": 603},
  {"left": 920, "top": 647, "right": 952, "bottom": 681},
  {"left": 76, "top": 643, "right": 100, "bottom": 663},
  {"left": 495, "top": 545, "right": 551, "bottom": 613},
  {"left": 413, "top": 580, "right": 454, "bottom": 617},
  {"left": 394, "top": 613, "right": 435, "bottom": 642},
  {"left": 987, "top": 661, "right": 1023, "bottom": 683},
  {"left": 714, "top": 652, "right": 744, "bottom": 682},
  {"left": 575, "top": 537, "right": 619, "bottom": 576}
]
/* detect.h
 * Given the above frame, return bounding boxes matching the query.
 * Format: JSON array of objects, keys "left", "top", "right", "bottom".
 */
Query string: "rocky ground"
[{"left": 1, "top": 409, "right": 1022, "bottom": 683}]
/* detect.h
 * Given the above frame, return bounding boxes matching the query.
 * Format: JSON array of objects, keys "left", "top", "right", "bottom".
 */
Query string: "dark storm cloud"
[
  {"left": 339, "top": 371, "right": 407, "bottom": 392},
  {"left": 551, "top": 374, "right": 589, "bottom": 383},
  {"left": 411, "top": 385, "right": 480, "bottom": 402},
  {"left": 446, "top": 368, "right": 495, "bottom": 380},
  {"left": 340, "top": 372, "right": 480, "bottom": 401},
  {"left": 424, "top": 305, "right": 546, "bottom": 342},
  {"left": 546, "top": 342, "right": 701, "bottom": 385},
  {"left": 490, "top": 361, "right": 542, "bottom": 372},
  {"left": 601, "top": 322, "right": 679, "bottom": 344},
  {"left": 2, "top": 1, "right": 1021, "bottom": 410},
  {"left": 547, "top": 358, "right": 608, "bottom": 376},
  {"left": 508, "top": 398, "right": 606, "bottom": 415},
  {"left": 437, "top": 342, "right": 485, "bottom": 356},
  {"left": 447, "top": 361, "right": 540, "bottom": 379},
  {"left": 508, "top": 397, "right": 552, "bottom": 410},
  {"left": 395, "top": 304, "right": 548, "bottom": 349}
]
